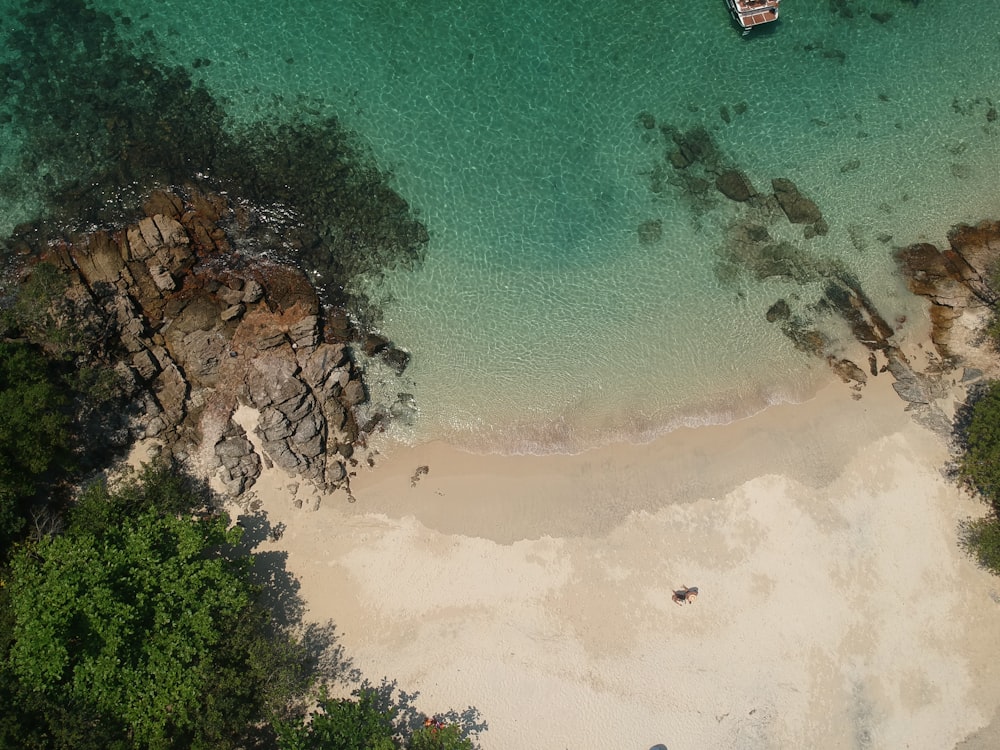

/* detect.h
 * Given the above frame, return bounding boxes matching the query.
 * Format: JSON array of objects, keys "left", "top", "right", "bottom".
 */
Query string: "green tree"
[
  {"left": 0, "top": 340, "right": 74, "bottom": 547},
  {"left": 408, "top": 723, "right": 473, "bottom": 750},
  {"left": 957, "top": 380, "right": 1000, "bottom": 575},
  {"left": 3, "top": 467, "right": 308, "bottom": 748},
  {"left": 276, "top": 688, "right": 396, "bottom": 750},
  {"left": 960, "top": 380, "right": 1000, "bottom": 503},
  {"left": 959, "top": 515, "right": 1000, "bottom": 574}
]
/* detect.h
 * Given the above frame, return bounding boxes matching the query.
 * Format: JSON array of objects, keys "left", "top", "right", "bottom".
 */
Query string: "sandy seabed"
[{"left": 235, "top": 372, "right": 1000, "bottom": 750}]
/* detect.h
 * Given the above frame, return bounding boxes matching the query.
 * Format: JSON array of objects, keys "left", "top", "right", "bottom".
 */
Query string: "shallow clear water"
[{"left": 4, "top": 0, "right": 1000, "bottom": 452}]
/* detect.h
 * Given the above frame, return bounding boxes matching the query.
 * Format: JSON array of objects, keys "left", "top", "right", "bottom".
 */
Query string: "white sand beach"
[{"left": 236, "top": 370, "right": 1000, "bottom": 749}]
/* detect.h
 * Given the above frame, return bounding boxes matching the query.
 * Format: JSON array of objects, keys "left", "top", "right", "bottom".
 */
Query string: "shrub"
[
  {"left": 0, "top": 341, "right": 74, "bottom": 548},
  {"left": 409, "top": 723, "right": 474, "bottom": 750},
  {"left": 276, "top": 687, "right": 396, "bottom": 750},
  {"left": 3, "top": 467, "right": 310, "bottom": 747},
  {"left": 958, "top": 380, "right": 1000, "bottom": 505},
  {"left": 959, "top": 515, "right": 1000, "bottom": 575}
]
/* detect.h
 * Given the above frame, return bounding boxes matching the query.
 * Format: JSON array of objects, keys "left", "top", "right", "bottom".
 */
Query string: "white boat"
[{"left": 726, "top": 0, "right": 781, "bottom": 34}]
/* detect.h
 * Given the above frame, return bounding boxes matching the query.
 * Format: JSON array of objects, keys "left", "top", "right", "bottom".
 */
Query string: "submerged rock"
[
  {"left": 765, "top": 299, "right": 791, "bottom": 323},
  {"left": 715, "top": 169, "right": 757, "bottom": 202},
  {"left": 772, "top": 177, "right": 825, "bottom": 231},
  {"left": 637, "top": 219, "right": 663, "bottom": 245}
]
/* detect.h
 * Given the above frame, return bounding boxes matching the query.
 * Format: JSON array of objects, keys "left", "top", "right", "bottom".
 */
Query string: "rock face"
[
  {"left": 32, "top": 185, "right": 409, "bottom": 498},
  {"left": 897, "top": 221, "right": 1000, "bottom": 359}
]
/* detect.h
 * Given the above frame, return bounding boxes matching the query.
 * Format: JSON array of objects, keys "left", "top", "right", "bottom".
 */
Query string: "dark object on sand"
[{"left": 672, "top": 586, "right": 699, "bottom": 605}]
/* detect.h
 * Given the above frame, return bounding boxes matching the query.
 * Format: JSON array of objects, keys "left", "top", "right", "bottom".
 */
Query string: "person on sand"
[{"left": 672, "top": 586, "right": 699, "bottom": 605}]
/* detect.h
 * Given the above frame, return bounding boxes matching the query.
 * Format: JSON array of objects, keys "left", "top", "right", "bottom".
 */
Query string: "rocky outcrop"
[
  {"left": 897, "top": 221, "right": 1000, "bottom": 359},
  {"left": 634, "top": 114, "right": 981, "bottom": 436},
  {"left": 763, "top": 265, "right": 952, "bottom": 433},
  {"left": 647, "top": 123, "right": 828, "bottom": 240},
  {"left": 771, "top": 178, "right": 828, "bottom": 238},
  {"left": 29, "top": 185, "right": 410, "bottom": 500}
]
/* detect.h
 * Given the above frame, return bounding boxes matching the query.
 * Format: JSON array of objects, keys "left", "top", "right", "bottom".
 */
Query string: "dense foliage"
[
  {"left": 0, "top": 465, "right": 479, "bottom": 748},
  {"left": 276, "top": 689, "right": 396, "bottom": 750},
  {"left": 275, "top": 689, "right": 475, "bottom": 750},
  {"left": 959, "top": 381, "right": 1000, "bottom": 502},
  {"left": 0, "top": 467, "right": 311, "bottom": 748},
  {"left": 958, "top": 380, "right": 1000, "bottom": 574},
  {"left": 959, "top": 515, "right": 1000, "bottom": 574},
  {"left": 0, "top": 341, "right": 74, "bottom": 549},
  {"left": 408, "top": 724, "right": 475, "bottom": 750}
]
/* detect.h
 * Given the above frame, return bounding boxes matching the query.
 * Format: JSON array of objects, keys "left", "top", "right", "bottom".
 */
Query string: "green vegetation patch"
[
  {"left": 0, "top": 340, "right": 74, "bottom": 548},
  {"left": 958, "top": 380, "right": 1000, "bottom": 504},
  {"left": 1, "top": 466, "right": 310, "bottom": 748}
]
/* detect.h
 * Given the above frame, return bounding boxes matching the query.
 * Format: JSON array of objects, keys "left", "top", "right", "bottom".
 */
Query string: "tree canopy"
[
  {"left": 1, "top": 467, "right": 309, "bottom": 748},
  {"left": 960, "top": 380, "right": 1000, "bottom": 504},
  {"left": 957, "top": 380, "right": 1000, "bottom": 575},
  {"left": 0, "top": 340, "right": 74, "bottom": 548},
  {"left": 276, "top": 688, "right": 396, "bottom": 750}
]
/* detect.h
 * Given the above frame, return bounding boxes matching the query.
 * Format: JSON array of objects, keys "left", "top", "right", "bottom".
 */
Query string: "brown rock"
[
  {"left": 126, "top": 225, "right": 154, "bottom": 260},
  {"left": 897, "top": 223, "right": 1000, "bottom": 357},
  {"left": 131, "top": 348, "right": 161, "bottom": 380},
  {"left": 70, "top": 230, "right": 126, "bottom": 286},
  {"left": 221, "top": 303, "right": 245, "bottom": 321},
  {"left": 300, "top": 343, "right": 349, "bottom": 393},
  {"left": 715, "top": 170, "right": 757, "bottom": 202},
  {"left": 827, "top": 356, "right": 867, "bottom": 385},
  {"left": 327, "top": 460, "right": 346, "bottom": 483},
  {"left": 380, "top": 346, "right": 411, "bottom": 375},
  {"left": 897, "top": 242, "right": 971, "bottom": 307},
  {"left": 175, "top": 329, "right": 229, "bottom": 386},
  {"left": 247, "top": 357, "right": 305, "bottom": 410},
  {"left": 218, "top": 285, "right": 245, "bottom": 306},
  {"left": 362, "top": 333, "right": 390, "bottom": 356},
  {"left": 148, "top": 263, "right": 177, "bottom": 292},
  {"left": 342, "top": 379, "right": 366, "bottom": 406},
  {"left": 143, "top": 189, "right": 184, "bottom": 219},
  {"left": 289, "top": 315, "right": 319, "bottom": 349},
  {"left": 771, "top": 178, "right": 823, "bottom": 225},
  {"left": 242, "top": 279, "right": 264, "bottom": 304},
  {"left": 151, "top": 214, "right": 189, "bottom": 249}
]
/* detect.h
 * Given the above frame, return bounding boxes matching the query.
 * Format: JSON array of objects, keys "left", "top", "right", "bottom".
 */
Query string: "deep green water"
[{"left": 2, "top": 0, "right": 999, "bottom": 453}]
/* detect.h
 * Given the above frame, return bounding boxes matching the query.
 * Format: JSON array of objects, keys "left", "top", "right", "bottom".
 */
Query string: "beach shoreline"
[{"left": 234, "top": 368, "right": 1000, "bottom": 749}]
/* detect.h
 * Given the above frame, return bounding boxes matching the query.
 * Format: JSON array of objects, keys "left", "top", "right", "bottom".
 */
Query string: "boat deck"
[{"left": 729, "top": 0, "right": 781, "bottom": 32}]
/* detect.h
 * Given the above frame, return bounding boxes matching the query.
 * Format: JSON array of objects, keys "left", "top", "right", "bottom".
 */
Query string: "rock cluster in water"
[
  {"left": 15, "top": 186, "right": 410, "bottom": 499},
  {"left": 633, "top": 113, "right": 972, "bottom": 435}
]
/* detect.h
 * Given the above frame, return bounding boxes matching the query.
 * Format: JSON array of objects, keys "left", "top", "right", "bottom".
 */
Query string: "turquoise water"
[{"left": 5, "top": 0, "right": 1000, "bottom": 453}]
